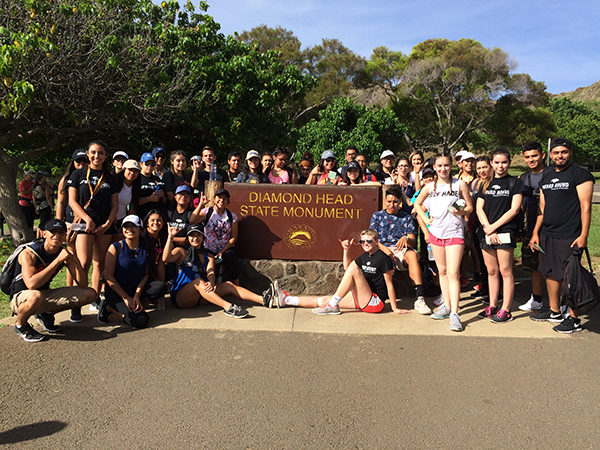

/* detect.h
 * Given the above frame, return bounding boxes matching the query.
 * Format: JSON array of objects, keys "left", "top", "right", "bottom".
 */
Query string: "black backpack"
[
  {"left": 560, "top": 247, "right": 600, "bottom": 314},
  {"left": 0, "top": 240, "right": 46, "bottom": 295}
]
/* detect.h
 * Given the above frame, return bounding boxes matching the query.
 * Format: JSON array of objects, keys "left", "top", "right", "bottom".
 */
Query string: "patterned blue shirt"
[{"left": 369, "top": 210, "right": 416, "bottom": 248}]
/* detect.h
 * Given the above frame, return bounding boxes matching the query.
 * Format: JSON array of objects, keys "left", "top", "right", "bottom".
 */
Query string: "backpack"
[
  {"left": 202, "top": 207, "right": 233, "bottom": 230},
  {"left": 0, "top": 240, "right": 46, "bottom": 295},
  {"left": 560, "top": 247, "right": 600, "bottom": 314}
]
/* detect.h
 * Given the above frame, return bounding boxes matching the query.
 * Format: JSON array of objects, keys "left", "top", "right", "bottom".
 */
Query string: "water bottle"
[
  {"left": 157, "top": 297, "right": 165, "bottom": 311},
  {"left": 427, "top": 245, "right": 434, "bottom": 261},
  {"left": 209, "top": 162, "right": 217, "bottom": 181}
]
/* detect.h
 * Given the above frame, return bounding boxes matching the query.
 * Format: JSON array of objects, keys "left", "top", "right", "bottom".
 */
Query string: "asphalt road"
[{"left": 2, "top": 320, "right": 600, "bottom": 449}]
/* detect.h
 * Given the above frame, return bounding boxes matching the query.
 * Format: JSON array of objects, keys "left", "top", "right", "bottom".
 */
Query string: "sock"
[
  {"left": 284, "top": 296, "right": 299, "bottom": 306},
  {"left": 328, "top": 295, "right": 343, "bottom": 307},
  {"left": 533, "top": 294, "right": 542, "bottom": 303},
  {"left": 414, "top": 285, "right": 425, "bottom": 299}
]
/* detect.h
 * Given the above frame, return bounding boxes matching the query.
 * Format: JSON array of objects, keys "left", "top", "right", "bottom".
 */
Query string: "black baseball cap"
[
  {"left": 550, "top": 137, "right": 572, "bottom": 150},
  {"left": 72, "top": 149, "right": 87, "bottom": 161},
  {"left": 214, "top": 188, "right": 230, "bottom": 198},
  {"left": 186, "top": 224, "right": 205, "bottom": 236},
  {"left": 346, "top": 161, "right": 361, "bottom": 171},
  {"left": 44, "top": 219, "right": 67, "bottom": 232}
]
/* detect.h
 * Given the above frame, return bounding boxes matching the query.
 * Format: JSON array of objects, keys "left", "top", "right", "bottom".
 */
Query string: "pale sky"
[{"left": 205, "top": 0, "right": 600, "bottom": 94}]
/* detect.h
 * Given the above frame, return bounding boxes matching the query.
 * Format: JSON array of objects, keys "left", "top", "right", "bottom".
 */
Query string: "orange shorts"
[{"left": 352, "top": 291, "right": 384, "bottom": 313}]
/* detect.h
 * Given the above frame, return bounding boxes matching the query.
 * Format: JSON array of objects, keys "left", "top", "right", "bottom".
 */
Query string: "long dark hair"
[
  {"left": 87, "top": 140, "right": 112, "bottom": 175},
  {"left": 115, "top": 168, "right": 142, "bottom": 211},
  {"left": 60, "top": 152, "right": 87, "bottom": 195},
  {"left": 342, "top": 166, "right": 363, "bottom": 185}
]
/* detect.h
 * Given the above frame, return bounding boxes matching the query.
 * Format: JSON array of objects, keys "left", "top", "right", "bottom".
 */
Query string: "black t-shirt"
[
  {"left": 11, "top": 242, "right": 65, "bottom": 296},
  {"left": 138, "top": 174, "right": 166, "bottom": 220},
  {"left": 164, "top": 171, "right": 191, "bottom": 195},
  {"left": 519, "top": 167, "right": 551, "bottom": 234},
  {"left": 67, "top": 168, "right": 118, "bottom": 218},
  {"left": 141, "top": 229, "right": 166, "bottom": 264},
  {"left": 196, "top": 168, "right": 229, "bottom": 193},
  {"left": 354, "top": 250, "right": 394, "bottom": 300},
  {"left": 165, "top": 206, "right": 193, "bottom": 238},
  {"left": 482, "top": 175, "right": 524, "bottom": 234},
  {"left": 235, "top": 172, "right": 269, "bottom": 184},
  {"left": 540, "top": 164, "right": 595, "bottom": 239}
]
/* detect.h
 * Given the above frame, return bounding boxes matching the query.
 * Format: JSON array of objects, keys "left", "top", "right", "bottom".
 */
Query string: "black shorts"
[
  {"left": 537, "top": 234, "right": 576, "bottom": 282},
  {"left": 521, "top": 238, "right": 539, "bottom": 271},
  {"left": 479, "top": 232, "right": 516, "bottom": 250}
]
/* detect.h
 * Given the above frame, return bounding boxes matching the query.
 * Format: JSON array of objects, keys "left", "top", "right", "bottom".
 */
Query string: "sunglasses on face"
[
  {"left": 359, "top": 239, "right": 374, "bottom": 244},
  {"left": 325, "top": 158, "right": 336, "bottom": 163},
  {"left": 144, "top": 161, "right": 156, "bottom": 166},
  {"left": 75, "top": 159, "right": 88, "bottom": 164}
]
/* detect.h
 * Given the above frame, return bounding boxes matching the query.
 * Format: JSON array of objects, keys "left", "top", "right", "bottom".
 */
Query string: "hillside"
[{"left": 553, "top": 80, "right": 600, "bottom": 102}]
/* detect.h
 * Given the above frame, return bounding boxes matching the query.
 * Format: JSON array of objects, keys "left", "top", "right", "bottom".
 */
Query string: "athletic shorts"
[
  {"left": 389, "top": 246, "right": 418, "bottom": 272},
  {"left": 521, "top": 238, "right": 539, "bottom": 271},
  {"left": 429, "top": 234, "right": 464, "bottom": 247},
  {"left": 352, "top": 291, "right": 384, "bottom": 313},
  {"left": 537, "top": 234, "right": 576, "bottom": 282},
  {"left": 11, "top": 286, "right": 89, "bottom": 315}
]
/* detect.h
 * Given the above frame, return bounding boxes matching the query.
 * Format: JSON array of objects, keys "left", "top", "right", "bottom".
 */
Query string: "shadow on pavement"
[{"left": 0, "top": 421, "right": 68, "bottom": 445}]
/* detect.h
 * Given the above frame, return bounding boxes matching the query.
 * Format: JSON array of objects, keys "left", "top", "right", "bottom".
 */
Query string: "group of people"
[{"left": 8, "top": 137, "right": 594, "bottom": 341}]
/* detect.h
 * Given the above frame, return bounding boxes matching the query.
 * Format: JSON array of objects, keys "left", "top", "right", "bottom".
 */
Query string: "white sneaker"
[
  {"left": 414, "top": 296, "right": 432, "bottom": 315},
  {"left": 432, "top": 293, "right": 444, "bottom": 307},
  {"left": 518, "top": 295, "right": 544, "bottom": 311}
]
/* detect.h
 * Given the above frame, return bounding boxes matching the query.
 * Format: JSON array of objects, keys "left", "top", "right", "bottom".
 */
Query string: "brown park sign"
[{"left": 225, "top": 183, "right": 381, "bottom": 261}]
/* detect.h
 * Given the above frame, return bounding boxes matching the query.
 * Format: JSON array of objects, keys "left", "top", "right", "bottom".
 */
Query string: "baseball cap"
[
  {"left": 123, "top": 159, "right": 141, "bottom": 171},
  {"left": 454, "top": 150, "right": 468, "bottom": 161},
  {"left": 175, "top": 185, "right": 192, "bottom": 195},
  {"left": 550, "top": 137, "right": 572, "bottom": 150},
  {"left": 113, "top": 151, "right": 129, "bottom": 160},
  {"left": 44, "top": 218, "right": 67, "bottom": 232},
  {"left": 246, "top": 150, "right": 260, "bottom": 160},
  {"left": 72, "top": 149, "right": 87, "bottom": 161},
  {"left": 35, "top": 171, "right": 48, "bottom": 179},
  {"left": 186, "top": 224, "right": 205, "bottom": 236},
  {"left": 141, "top": 153, "right": 155, "bottom": 163},
  {"left": 422, "top": 167, "right": 435, "bottom": 178},
  {"left": 321, "top": 150, "right": 336, "bottom": 160},
  {"left": 152, "top": 147, "right": 166, "bottom": 157},
  {"left": 460, "top": 151, "right": 476, "bottom": 161},
  {"left": 380, "top": 150, "right": 395, "bottom": 160},
  {"left": 23, "top": 168, "right": 34, "bottom": 176},
  {"left": 214, "top": 188, "right": 230, "bottom": 198},
  {"left": 346, "top": 161, "right": 361, "bottom": 171},
  {"left": 121, "top": 215, "right": 142, "bottom": 227}
]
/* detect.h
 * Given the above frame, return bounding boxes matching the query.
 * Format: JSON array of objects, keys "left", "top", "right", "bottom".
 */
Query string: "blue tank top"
[
  {"left": 113, "top": 240, "right": 148, "bottom": 297},
  {"left": 171, "top": 247, "right": 209, "bottom": 296}
]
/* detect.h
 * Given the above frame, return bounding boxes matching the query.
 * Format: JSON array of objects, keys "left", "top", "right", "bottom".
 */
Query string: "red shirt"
[{"left": 18, "top": 179, "right": 33, "bottom": 206}]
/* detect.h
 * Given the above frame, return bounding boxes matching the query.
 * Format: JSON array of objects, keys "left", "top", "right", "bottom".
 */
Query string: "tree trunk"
[{"left": 0, "top": 158, "right": 34, "bottom": 245}]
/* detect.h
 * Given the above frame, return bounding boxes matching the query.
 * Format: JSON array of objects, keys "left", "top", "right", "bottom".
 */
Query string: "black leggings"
[
  {"left": 219, "top": 248, "right": 239, "bottom": 281},
  {"left": 105, "top": 281, "right": 167, "bottom": 328}
]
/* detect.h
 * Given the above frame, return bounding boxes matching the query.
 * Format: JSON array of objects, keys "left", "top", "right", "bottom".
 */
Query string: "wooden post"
[{"left": 204, "top": 180, "right": 223, "bottom": 207}]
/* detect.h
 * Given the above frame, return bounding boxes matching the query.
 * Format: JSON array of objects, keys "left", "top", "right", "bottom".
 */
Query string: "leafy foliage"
[
  {"left": 550, "top": 97, "right": 600, "bottom": 165},
  {"left": 297, "top": 97, "right": 409, "bottom": 163}
]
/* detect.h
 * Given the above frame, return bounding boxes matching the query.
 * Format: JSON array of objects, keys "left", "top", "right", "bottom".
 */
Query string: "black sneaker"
[
  {"left": 530, "top": 309, "right": 563, "bottom": 323},
  {"left": 553, "top": 316, "right": 582, "bottom": 334},
  {"left": 35, "top": 312, "right": 60, "bottom": 333},
  {"left": 262, "top": 285, "right": 274, "bottom": 308},
  {"left": 477, "top": 305, "right": 498, "bottom": 319},
  {"left": 14, "top": 323, "right": 46, "bottom": 342},
  {"left": 69, "top": 307, "right": 83, "bottom": 323},
  {"left": 224, "top": 304, "right": 248, "bottom": 318},
  {"left": 97, "top": 299, "right": 112, "bottom": 324}
]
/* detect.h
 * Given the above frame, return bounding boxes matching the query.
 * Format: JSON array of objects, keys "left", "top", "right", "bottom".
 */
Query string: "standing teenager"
[
  {"left": 414, "top": 154, "right": 473, "bottom": 331},
  {"left": 67, "top": 140, "right": 118, "bottom": 321},
  {"left": 475, "top": 149, "right": 524, "bottom": 323}
]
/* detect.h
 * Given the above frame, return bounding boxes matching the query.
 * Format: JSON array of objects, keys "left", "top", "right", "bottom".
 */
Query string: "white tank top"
[{"left": 424, "top": 179, "right": 464, "bottom": 239}]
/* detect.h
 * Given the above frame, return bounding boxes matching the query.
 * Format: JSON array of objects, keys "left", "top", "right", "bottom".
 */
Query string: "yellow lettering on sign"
[
  {"left": 249, "top": 192, "right": 258, "bottom": 203},
  {"left": 344, "top": 195, "right": 353, "bottom": 205}
]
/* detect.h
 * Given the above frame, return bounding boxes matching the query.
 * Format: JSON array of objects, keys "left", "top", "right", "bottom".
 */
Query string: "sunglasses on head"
[{"left": 359, "top": 239, "right": 374, "bottom": 244}]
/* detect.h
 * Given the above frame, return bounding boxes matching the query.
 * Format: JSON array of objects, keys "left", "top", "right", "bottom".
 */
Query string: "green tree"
[
  {"left": 366, "top": 39, "right": 548, "bottom": 154},
  {"left": 297, "top": 97, "right": 409, "bottom": 163},
  {"left": 0, "top": 0, "right": 310, "bottom": 243},
  {"left": 550, "top": 97, "right": 600, "bottom": 167}
]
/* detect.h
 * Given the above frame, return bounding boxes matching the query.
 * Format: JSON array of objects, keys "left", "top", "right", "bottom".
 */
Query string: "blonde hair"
[{"left": 361, "top": 229, "right": 379, "bottom": 241}]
